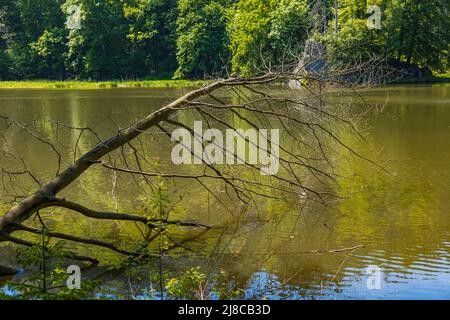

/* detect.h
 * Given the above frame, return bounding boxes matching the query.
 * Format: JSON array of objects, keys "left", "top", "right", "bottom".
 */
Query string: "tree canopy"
[{"left": 0, "top": 0, "right": 448, "bottom": 80}]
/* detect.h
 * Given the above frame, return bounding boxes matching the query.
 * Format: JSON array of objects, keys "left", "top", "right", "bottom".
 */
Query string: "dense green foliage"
[
  {"left": 325, "top": 0, "right": 449, "bottom": 72},
  {"left": 174, "top": 0, "right": 229, "bottom": 78},
  {"left": 0, "top": 0, "right": 448, "bottom": 80},
  {"left": 228, "top": 0, "right": 309, "bottom": 76},
  {"left": 383, "top": 0, "right": 449, "bottom": 71}
]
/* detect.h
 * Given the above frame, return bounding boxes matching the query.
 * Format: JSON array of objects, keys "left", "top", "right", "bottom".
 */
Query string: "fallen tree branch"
[
  {"left": 0, "top": 68, "right": 380, "bottom": 263},
  {"left": 0, "top": 75, "right": 282, "bottom": 232}
]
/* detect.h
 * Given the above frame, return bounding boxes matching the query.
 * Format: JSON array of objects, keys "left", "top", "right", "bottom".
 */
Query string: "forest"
[
  {"left": 0, "top": 0, "right": 450, "bottom": 303},
  {"left": 0, "top": 0, "right": 448, "bottom": 81}
]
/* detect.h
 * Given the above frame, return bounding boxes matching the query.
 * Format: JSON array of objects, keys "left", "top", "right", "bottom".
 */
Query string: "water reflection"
[{"left": 1, "top": 84, "right": 450, "bottom": 299}]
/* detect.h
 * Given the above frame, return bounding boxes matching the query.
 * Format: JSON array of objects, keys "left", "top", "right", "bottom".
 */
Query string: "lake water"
[{"left": 1, "top": 84, "right": 450, "bottom": 299}]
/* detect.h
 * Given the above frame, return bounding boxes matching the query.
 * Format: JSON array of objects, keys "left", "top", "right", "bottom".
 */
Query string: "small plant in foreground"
[{"left": 166, "top": 267, "right": 244, "bottom": 300}]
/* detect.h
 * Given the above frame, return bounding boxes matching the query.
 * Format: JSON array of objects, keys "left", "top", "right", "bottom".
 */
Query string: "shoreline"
[
  {"left": 0, "top": 79, "right": 210, "bottom": 90},
  {"left": 0, "top": 76, "right": 448, "bottom": 90},
  {"left": 393, "top": 74, "right": 450, "bottom": 84}
]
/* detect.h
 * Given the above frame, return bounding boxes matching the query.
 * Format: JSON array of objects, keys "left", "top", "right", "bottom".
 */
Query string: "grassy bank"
[
  {"left": 1, "top": 74, "right": 448, "bottom": 89},
  {"left": 0, "top": 79, "right": 210, "bottom": 89}
]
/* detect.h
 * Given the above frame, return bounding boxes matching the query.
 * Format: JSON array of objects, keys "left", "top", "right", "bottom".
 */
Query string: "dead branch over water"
[{"left": 0, "top": 61, "right": 387, "bottom": 263}]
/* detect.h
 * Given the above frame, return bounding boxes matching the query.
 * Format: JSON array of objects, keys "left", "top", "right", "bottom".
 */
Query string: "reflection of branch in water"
[
  {"left": 330, "top": 245, "right": 365, "bottom": 282},
  {"left": 219, "top": 244, "right": 365, "bottom": 256}
]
